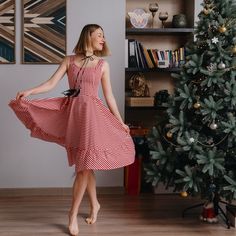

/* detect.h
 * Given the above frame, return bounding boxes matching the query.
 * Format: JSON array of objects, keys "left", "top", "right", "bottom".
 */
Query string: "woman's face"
[{"left": 90, "top": 28, "right": 105, "bottom": 51}]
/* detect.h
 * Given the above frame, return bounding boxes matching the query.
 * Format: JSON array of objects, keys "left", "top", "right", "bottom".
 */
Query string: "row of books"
[{"left": 125, "top": 39, "right": 186, "bottom": 69}]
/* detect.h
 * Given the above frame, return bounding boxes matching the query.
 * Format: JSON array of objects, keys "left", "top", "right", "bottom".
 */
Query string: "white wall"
[
  {"left": 0, "top": 0, "right": 125, "bottom": 188},
  {"left": 195, "top": 0, "right": 203, "bottom": 25}
]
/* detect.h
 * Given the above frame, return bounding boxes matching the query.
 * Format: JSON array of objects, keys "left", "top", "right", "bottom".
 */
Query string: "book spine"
[{"left": 128, "top": 39, "right": 138, "bottom": 68}]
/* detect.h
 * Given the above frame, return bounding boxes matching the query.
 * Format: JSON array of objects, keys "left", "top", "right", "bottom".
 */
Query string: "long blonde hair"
[{"left": 73, "top": 24, "right": 110, "bottom": 57}]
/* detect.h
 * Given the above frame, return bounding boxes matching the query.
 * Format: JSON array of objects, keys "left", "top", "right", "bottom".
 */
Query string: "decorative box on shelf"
[
  {"left": 130, "top": 126, "right": 149, "bottom": 137},
  {"left": 125, "top": 96, "right": 154, "bottom": 107}
]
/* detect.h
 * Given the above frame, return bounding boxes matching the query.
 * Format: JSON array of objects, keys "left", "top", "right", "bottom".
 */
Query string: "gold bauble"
[
  {"left": 232, "top": 45, "right": 236, "bottom": 54},
  {"left": 203, "top": 8, "right": 209, "bottom": 15},
  {"left": 218, "top": 26, "right": 227, "bottom": 33},
  {"left": 166, "top": 131, "right": 173, "bottom": 138},
  {"left": 193, "top": 102, "right": 201, "bottom": 109},
  {"left": 180, "top": 191, "right": 188, "bottom": 197}
]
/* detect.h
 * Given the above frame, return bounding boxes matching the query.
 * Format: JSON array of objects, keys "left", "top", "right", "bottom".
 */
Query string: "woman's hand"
[
  {"left": 122, "top": 123, "right": 130, "bottom": 133},
  {"left": 16, "top": 90, "right": 32, "bottom": 100}
]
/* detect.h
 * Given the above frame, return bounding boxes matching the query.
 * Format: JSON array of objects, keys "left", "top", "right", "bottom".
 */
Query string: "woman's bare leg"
[
  {"left": 85, "top": 170, "right": 100, "bottom": 224},
  {"left": 68, "top": 170, "right": 90, "bottom": 235}
]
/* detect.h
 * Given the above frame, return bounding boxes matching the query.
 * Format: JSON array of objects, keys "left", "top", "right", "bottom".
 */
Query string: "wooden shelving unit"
[
  {"left": 125, "top": 67, "right": 181, "bottom": 72},
  {"left": 125, "top": 0, "right": 195, "bottom": 130},
  {"left": 126, "top": 28, "right": 194, "bottom": 35},
  {"left": 124, "top": 0, "right": 197, "bottom": 195}
]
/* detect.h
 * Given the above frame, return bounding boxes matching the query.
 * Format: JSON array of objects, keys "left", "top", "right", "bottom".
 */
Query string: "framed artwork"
[
  {"left": 22, "top": 0, "right": 66, "bottom": 64},
  {"left": 0, "top": 0, "right": 15, "bottom": 64}
]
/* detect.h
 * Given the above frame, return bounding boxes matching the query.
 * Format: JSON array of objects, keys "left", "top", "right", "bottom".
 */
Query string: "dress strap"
[
  {"left": 95, "top": 58, "right": 104, "bottom": 70},
  {"left": 70, "top": 55, "right": 75, "bottom": 64}
]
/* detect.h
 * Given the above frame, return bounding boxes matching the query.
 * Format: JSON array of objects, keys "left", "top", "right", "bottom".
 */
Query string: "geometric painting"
[
  {"left": 0, "top": 0, "right": 15, "bottom": 64},
  {"left": 22, "top": 0, "right": 66, "bottom": 64}
]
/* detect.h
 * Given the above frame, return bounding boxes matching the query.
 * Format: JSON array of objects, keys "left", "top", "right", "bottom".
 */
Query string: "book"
[
  {"left": 142, "top": 46, "right": 154, "bottom": 68},
  {"left": 138, "top": 43, "right": 148, "bottom": 68},
  {"left": 147, "top": 49, "right": 156, "bottom": 67},
  {"left": 128, "top": 39, "right": 138, "bottom": 67},
  {"left": 125, "top": 39, "right": 128, "bottom": 68}
]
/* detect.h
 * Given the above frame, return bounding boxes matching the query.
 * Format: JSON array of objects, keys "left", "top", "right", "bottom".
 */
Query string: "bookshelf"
[
  {"left": 125, "top": 0, "right": 195, "bottom": 130},
  {"left": 126, "top": 27, "right": 194, "bottom": 35}
]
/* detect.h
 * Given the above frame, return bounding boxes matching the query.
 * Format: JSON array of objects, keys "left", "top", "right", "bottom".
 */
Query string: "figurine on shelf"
[
  {"left": 129, "top": 73, "right": 150, "bottom": 97},
  {"left": 128, "top": 8, "right": 150, "bottom": 28},
  {"left": 154, "top": 89, "right": 170, "bottom": 106}
]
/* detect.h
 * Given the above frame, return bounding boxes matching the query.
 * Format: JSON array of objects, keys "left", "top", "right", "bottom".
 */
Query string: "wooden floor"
[{"left": 0, "top": 192, "right": 235, "bottom": 236}]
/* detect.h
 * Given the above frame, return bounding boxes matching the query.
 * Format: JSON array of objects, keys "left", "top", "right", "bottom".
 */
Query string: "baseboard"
[{"left": 0, "top": 187, "right": 125, "bottom": 197}]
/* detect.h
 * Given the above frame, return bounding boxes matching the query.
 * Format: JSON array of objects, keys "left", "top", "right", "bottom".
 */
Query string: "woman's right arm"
[{"left": 16, "top": 56, "right": 70, "bottom": 100}]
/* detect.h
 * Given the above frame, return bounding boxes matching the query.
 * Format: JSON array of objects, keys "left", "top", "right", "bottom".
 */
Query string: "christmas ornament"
[
  {"left": 232, "top": 45, "right": 236, "bottom": 54},
  {"left": 218, "top": 26, "right": 227, "bottom": 33},
  {"left": 207, "top": 63, "right": 217, "bottom": 73},
  {"left": 193, "top": 102, "right": 201, "bottom": 109},
  {"left": 189, "top": 138, "right": 195, "bottom": 143},
  {"left": 180, "top": 191, "right": 188, "bottom": 197},
  {"left": 218, "top": 62, "right": 226, "bottom": 69},
  {"left": 210, "top": 122, "right": 218, "bottom": 130},
  {"left": 203, "top": 8, "right": 210, "bottom": 15},
  {"left": 166, "top": 131, "right": 173, "bottom": 138},
  {"left": 202, "top": 3, "right": 215, "bottom": 15},
  {"left": 212, "top": 37, "right": 219, "bottom": 44}
]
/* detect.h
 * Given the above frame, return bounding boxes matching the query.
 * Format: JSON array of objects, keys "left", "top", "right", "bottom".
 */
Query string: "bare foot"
[
  {"left": 68, "top": 212, "right": 79, "bottom": 236},
  {"left": 85, "top": 202, "right": 100, "bottom": 224}
]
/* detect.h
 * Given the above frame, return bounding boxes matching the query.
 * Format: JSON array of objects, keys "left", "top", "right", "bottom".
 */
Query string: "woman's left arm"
[{"left": 101, "top": 61, "right": 130, "bottom": 133}]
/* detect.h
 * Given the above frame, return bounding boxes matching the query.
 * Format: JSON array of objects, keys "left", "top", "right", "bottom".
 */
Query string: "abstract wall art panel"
[
  {"left": 22, "top": 0, "right": 66, "bottom": 64},
  {"left": 0, "top": 0, "right": 15, "bottom": 64}
]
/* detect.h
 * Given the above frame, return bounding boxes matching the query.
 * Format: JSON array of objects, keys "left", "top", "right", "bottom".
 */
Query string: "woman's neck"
[{"left": 85, "top": 50, "right": 94, "bottom": 57}]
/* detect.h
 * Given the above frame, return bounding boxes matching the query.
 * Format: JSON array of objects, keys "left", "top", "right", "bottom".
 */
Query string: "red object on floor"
[{"left": 124, "top": 157, "right": 142, "bottom": 195}]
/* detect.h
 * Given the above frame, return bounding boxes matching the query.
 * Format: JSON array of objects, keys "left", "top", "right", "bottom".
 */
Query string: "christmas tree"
[{"left": 145, "top": 0, "right": 236, "bottom": 203}]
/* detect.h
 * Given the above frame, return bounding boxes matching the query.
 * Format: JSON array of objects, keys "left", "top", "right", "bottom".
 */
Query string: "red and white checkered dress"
[{"left": 9, "top": 55, "right": 135, "bottom": 172}]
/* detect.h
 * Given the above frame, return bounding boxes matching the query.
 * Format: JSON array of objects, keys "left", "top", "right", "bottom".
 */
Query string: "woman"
[{"left": 9, "top": 24, "right": 135, "bottom": 235}]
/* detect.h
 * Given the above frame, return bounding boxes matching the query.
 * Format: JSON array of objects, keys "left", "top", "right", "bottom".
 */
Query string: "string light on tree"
[{"left": 209, "top": 25, "right": 217, "bottom": 34}]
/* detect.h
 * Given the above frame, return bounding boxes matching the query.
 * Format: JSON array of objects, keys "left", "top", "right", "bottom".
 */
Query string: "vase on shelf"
[
  {"left": 172, "top": 14, "right": 187, "bottom": 28},
  {"left": 149, "top": 2, "right": 159, "bottom": 28},
  {"left": 159, "top": 12, "right": 168, "bottom": 28}
]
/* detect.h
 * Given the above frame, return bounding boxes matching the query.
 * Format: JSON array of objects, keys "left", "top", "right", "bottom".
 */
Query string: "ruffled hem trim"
[{"left": 66, "top": 138, "right": 135, "bottom": 172}]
